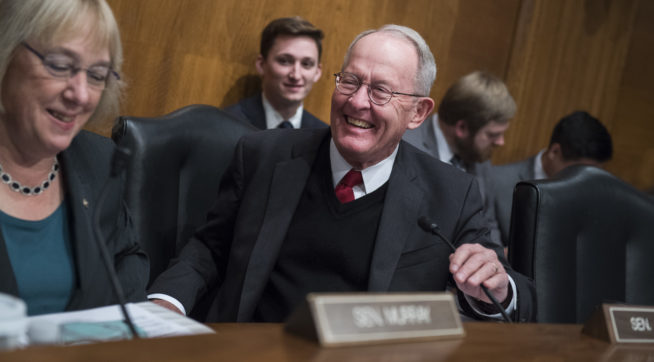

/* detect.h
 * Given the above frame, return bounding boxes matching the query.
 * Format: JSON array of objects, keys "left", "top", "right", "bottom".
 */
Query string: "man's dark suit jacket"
[
  {"left": 223, "top": 93, "right": 327, "bottom": 129},
  {"left": 403, "top": 115, "right": 504, "bottom": 246},
  {"left": 150, "top": 128, "right": 536, "bottom": 322},
  {"left": 0, "top": 131, "right": 149, "bottom": 311}
]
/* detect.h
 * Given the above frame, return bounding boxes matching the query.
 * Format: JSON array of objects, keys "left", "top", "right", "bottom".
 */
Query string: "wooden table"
[{"left": 2, "top": 322, "right": 653, "bottom": 361}]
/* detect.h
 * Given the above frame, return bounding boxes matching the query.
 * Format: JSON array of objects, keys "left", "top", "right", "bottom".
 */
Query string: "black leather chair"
[
  {"left": 508, "top": 165, "right": 654, "bottom": 323},
  {"left": 111, "top": 104, "right": 257, "bottom": 289}
]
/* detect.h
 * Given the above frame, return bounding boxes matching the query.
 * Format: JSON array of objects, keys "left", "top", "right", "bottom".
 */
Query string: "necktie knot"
[
  {"left": 278, "top": 120, "right": 293, "bottom": 129},
  {"left": 339, "top": 169, "right": 363, "bottom": 188},
  {"left": 335, "top": 169, "right": 362, "bottom": 203}
]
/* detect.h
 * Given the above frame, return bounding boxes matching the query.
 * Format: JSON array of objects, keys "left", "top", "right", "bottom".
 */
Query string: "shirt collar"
[
  {"left": 262, "top": 93, "right": 303, "bottom": 129},
  {"left": 533, "top": 149, "right": 547, "bottom": 179},
  {"left": 329, "top": 139, "right": 398, "bottom": 195},
  {"left": 433, "top": 114, "right": 456, "bottom": 165}
]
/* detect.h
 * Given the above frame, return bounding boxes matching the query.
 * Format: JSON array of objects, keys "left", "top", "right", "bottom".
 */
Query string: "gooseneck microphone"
[
  {"left": 418, "top": 216, "right": 512, "bottom": 323},
  {"left": 92, "top": 144, "right": 139, "bottom": 338}
]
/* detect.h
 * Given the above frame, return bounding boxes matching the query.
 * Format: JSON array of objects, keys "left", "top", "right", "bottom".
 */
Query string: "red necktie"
[{"left": 334, "top": 169, "right": 363, "bottom": 203}]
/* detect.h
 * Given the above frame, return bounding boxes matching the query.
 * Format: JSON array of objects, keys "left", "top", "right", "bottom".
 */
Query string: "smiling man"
[
  {"left": 149, "top": 25, "right": 535, "bottom": 323},
  {"left": 224, "top": 17, "right": 326, "bottom": 129},
  {"left": 403, "top": 71, "right": 516, "bottom": 247}
]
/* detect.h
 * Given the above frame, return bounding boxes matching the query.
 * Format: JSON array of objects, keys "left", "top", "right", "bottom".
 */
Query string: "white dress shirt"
[
  {"left": 533, "top": 149, "right": 547, "bottom": 179},
  {"left": 431, "top": 114, "right": 461, "bottom": 167},
  {"left": 329, "top": 139, "right": 397, "bottom": 199},
  {"left": 262, "top": 93, "right": 303, "bottom": 129}
]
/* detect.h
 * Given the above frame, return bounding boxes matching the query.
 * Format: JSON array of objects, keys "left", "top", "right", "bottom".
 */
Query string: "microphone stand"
[
  {"left": 92, "top": 145, "right": 139, "bottom": 338},
  {"left": 418, "top": 216, "right": 512, "bottom": 323}
]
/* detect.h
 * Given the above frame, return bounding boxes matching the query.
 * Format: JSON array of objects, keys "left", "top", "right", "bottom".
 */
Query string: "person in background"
[
  {"left": 224, "top": 16, "right": 327, "bottom": 130},
  {"left": 403, "top": 71, "right": 516, "bottom": 246},
  {"left": 490, "top": 110, "right": 613, "bottom": 246},
  {"left": 0, "top": 0, "right": 148, "bottom": 315},
  {"left": 150, "top": 25, "right": 535, "bottom": 323}
]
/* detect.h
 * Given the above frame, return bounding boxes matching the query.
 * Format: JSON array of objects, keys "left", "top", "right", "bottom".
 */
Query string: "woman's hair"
[{"left": 0, "top": 0, "right": 124, "bottom": 123}]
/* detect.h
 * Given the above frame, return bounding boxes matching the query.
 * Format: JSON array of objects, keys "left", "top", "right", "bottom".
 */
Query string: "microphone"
[
  {"left": 92, "top": 144, "right": 139, "bottom": 338},
  {"left": 418, "top": 216, "right": 512, "bottom": 323}
]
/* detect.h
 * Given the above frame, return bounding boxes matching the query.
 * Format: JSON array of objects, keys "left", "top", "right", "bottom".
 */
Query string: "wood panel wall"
[
  {"left": 501, "top": 0, "right": 653, "bottom": 190},
  {"left": 93, "top": 0, "right": 654, "bottom": 190}
]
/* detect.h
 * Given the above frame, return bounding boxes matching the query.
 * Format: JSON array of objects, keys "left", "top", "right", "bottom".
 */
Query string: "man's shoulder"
[
  {"left": 223, "top": 94, "right": 264, "bottom": 127},
  {"left": 399, "top": 140, "right": 475, "bottom": 185},
  {"left": 239, "top": 127, "right": 329, "bottom": 153},
  {"left": 402, "top": 114, "right": 435, "bottom": 140},
  {"left": 491, "top": 155, "right": 535, "bottom": 178},
  {"left": 67, "top": 130, "right": 114, "bottom": 162},
  {"left": 60, "top": 130, "right": 115, "bottom": 189},
  {"left": 396, "top": 142, "right": 482, "bottom": 221},
  {"left": 300, "top": 110, "right": 328, "bottom": 129},
  {"left": 402, "top": 114, "right": 438, "bottom": 157},
  {"left": 489, "top": 155, "right": 538, "bottom": 194},
  {"left": 224, "top": 94, "right": 260, "bottom": 111}
]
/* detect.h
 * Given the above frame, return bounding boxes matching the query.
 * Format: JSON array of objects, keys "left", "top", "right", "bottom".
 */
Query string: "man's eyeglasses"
[
  {"left": 22, "top": 42, "right": 120, "bottom": 90},
  {"left": 333, "top": 72, "right": 424, "bottom": 105}
]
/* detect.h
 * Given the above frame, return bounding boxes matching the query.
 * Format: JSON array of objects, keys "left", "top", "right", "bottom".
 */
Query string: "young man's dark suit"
[
  {"left": 149, "top": 128, "right": 536, "bottom": 322},
  {"left": 223, "top": 93, "right": 327, "bottom": 129}
]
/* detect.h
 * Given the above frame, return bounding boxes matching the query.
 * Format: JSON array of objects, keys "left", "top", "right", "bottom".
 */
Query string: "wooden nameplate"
[
  {"left": 284, "top": 292, "right": 464, "bottom": 347},
  {"left": 582, "top": 304, "right": 654, "bottom": 344}
]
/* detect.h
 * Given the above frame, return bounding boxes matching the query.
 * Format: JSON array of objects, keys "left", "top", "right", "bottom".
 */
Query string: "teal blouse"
[{"left": 1, "top": 202, "right": 74, "bottom": 315}]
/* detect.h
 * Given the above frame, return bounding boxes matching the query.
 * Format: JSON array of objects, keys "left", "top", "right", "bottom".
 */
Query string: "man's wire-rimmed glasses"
[{"left": 333, "top": 72, "right": 424, "bottom": 105}]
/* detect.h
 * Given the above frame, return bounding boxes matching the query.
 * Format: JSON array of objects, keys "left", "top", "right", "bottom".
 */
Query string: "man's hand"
[
  {"left": 449, "top": 243, "right": 509, "bottom": 304},
  {"left": 151, "top": 299, "right": 184, "bottom": 315}
]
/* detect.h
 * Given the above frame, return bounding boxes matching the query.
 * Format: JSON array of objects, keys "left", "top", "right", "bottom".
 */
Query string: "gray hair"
[
  {"left": 342, "top": 24, "right": 436, "bottom": 96},
  {"left": 0, "top": 0, "right": 124, "bottom": 124}
]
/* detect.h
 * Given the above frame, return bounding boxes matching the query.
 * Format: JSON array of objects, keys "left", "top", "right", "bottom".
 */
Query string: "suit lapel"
[
  {"left": 368, "top": 144, "right": 425, "bottom": 291},
  {"left": 59, "top": 149, "right": 96, "bottom": 310},
  {"left": 299, "top": 110, "right": 311, "bottom": 129},
  {"left": 469, "top": 162, "right": 488, "bottom": 203},
  {"left": 237, "top": 131, "right": 326, "bottom": 320}
]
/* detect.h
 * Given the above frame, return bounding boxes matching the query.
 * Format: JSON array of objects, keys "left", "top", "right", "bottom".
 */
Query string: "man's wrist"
[
  {"left": 147, "top": 293, "right": 186, "bottom": 315},
  {"left": 473, "top": 286, "right": 513, "bottom": 314}
]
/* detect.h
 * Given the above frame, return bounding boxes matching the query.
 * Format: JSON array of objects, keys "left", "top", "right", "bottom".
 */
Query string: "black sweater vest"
[{"left": 254, "top": 142, "right": 388, "bottom": 322}]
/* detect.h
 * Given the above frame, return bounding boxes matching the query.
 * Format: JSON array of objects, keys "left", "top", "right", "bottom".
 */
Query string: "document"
[{"left": 20, "top": 302, "right": 213, "bottom": 347}]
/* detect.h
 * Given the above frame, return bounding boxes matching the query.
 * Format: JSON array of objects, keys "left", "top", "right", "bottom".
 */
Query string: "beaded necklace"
[{"left": 0, "top": 158, "right": 59, "bottom": 196}]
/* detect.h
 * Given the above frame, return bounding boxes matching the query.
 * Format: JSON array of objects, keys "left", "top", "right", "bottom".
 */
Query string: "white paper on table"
[{"left": 20, "top": 302, "right": 213, "bottom": 347}]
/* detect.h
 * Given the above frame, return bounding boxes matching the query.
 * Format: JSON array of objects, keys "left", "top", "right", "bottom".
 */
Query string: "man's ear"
[
  {"left": 312, "top": 63, "right": 323, "bottom": 82},
  {"left": 407, "top": 97, "right": 435, "bottom": 130},
  {"left": 547, "top": 143, "right": 562, "bottom": 159},
  {"left": 543, "top": 143, "right": 568, "bottom": 177},
  {"left": 454, "top": 119, "right": 470, "bottom": 138},
  {"left": 255, "top": 54, "right": 265, "bottom": 76}
]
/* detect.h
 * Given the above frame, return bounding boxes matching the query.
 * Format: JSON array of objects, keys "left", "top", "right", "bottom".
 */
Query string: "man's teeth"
[
  {"left": 49, "top": 110, "right": 73, "bottom": 122},
  {"left": 347, "top": 117, "right": 373, "bottom": 129}
]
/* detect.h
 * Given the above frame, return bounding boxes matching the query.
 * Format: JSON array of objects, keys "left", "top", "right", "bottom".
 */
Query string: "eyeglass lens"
[
  {"left": 335, "top": 72, "right": 393, "bottom": 105},
  {"left": 23, "top": 42, "right": 116, "bottom": 89}
]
